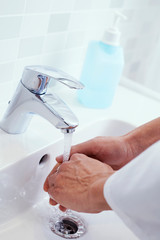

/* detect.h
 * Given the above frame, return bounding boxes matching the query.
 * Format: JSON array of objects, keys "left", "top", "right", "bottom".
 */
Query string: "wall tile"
[
  {"left": 18, "top": 36, "right": 44, "bottom": 58},
  {"left": 69, "top": 12, "right": 89, "bottom": 31},
  {"left": 140, "top": 22, "right": 154, "bottom": 35},
  {"left": 25, "top": 0, "right": 51, "bottom": 13},
  {"left": 42, "top": 52, "right": 64, "bottom": 69},
  {"left": 74, "top": 0, "right": 92, "bottom": 11},
  {"left": 88, "top": 10, "right": 113, "bottom": 29},
  {"left": 51, "top": 0, "right": 75, "bottom": 12},
  {"left": 13, "top": 56, "right": 43, "bottom": 83},
  {"left": 0, "top": 0, "right": 25, "bottom": 15},
  {"left": 0, "top": 39, "right": 19, "bottom": 62},
  {"left": 43, "top": 48, "right": 85, "bottom": 69},
  {"left": 123, "top": 0, "right": 148, "bottom": 8},
  {"left": 109, "top": 0, "right": 125, "bottom": 8},
  {"left": 0, "top": 16, "right": 22, "bottom": 39},
  {"left": 43, "top": 33, "right": 67, "bottom": 53},
  {"left": 0, "top": 81, "right": 14, "bottom": 104},
  {"left": 20, "top": 15, "right": 49, "bottom": 37},
  {"left": 124, "top": 51, "right": 134, "bottom": 64},
  {"left": 148, "top": 0, "right": 160, "bottom": 6},
  {"left": 0, "top": 62, "right": 15, "bottom": 83},
  {"left": 125, "top": 38, "right": 137, "bottom": 50},
  {"left": 48, "top": 14, "right": 70, "bottom": 33},
  {"left": 83, "top": 28, "right": 103, "bottom": 44},
  {"left": 0, "top": 0, "right": 159, "bottom": 95},
  {"left": 120, "top": 9, "right": 134, "bottom": 22},
  {"left": 91, "top": 0, "right": 111, "bottom": 9},
  {"left": 66, "top": 31, "right": 85, "bottom": 48}
]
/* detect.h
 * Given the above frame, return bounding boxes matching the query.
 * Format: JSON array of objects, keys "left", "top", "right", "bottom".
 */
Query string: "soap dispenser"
[{"left": 78, "top": 11, "right": 127, "bottom": 108}]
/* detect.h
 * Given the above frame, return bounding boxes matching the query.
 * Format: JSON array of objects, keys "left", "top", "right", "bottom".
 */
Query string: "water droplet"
[{"left": 19, "top": 190, "right": 26, "bottom": 198}]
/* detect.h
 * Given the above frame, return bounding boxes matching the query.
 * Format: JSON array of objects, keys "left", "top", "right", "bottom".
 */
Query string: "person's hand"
[
  {"left": 44, "top": 153, "right": 114, "bottom": 213},
  {"left": 43, "top": 162, "right": 69, "bottom": 212},
  {"left": 56, "top": 136, "right": 133, "bottom": 170}
]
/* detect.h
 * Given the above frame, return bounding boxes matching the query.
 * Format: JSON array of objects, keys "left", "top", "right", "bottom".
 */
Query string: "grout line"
[
  {"left": 0, "top": 46, "right": 87, "bottom": 64},
  {"left": 41, "top": 0, "right": 59, "bottom": 59},
  {"left": 11, "top": 0, "right": 27, "bottom": 82},
  {"left": 0, "top": 5, "right": 158, "bottom": 18},
  {"left": 0, "top": 9, "right": 113, "bottom": 18}
]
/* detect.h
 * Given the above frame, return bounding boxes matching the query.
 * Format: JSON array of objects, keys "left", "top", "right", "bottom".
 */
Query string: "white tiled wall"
[{"left": 0, "top": 0, "right": 160, "bottom": 101}]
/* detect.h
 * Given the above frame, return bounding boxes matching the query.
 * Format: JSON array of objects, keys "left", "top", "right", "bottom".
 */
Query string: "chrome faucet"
[{"left": 0, "top": 65, "right": 84, "bottom": 134}]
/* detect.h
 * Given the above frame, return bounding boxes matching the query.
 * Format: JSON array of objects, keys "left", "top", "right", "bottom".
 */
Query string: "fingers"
[
  {"left": 56, "top": 155, "right": 63, "bottom": 163},
  {"left": 71, "top": 140, "right": 95, "bottom": 156},
  {"left": 48, "top": 186, "right": 58, "bottom": 204},
  {"left": 49, "top": 198, "right": 66, "bottom": 212},
  {"left": 48, "top": 172, "right": 58, "bottom": 188},
  {"left": 59, "top": 205, "right": 67, "bottom": 212},
  {"left": 43, "top": 162, "right": 61, "bottom": 192},
  {"left": 49, "top": 198, "right": 67, "bottom": 212},
  {"left": 49, "top": 198, "right": 58, "bottom": 206},
  {"left": 43, "top": 162, "right": 67, "bottom": 209},
  {"left": 44, "top": 176, "right": 50, "bottom": 192},
  {"left": 69, "top": 153, "right": 87, "bottom": 162},
  {"left": 56, "top": 140, "right": 94, "bottom": 163}
]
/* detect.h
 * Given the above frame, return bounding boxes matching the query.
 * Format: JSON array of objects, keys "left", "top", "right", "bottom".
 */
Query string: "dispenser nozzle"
[
  {"left": 112, "top": 11, "right": 127, "bottom": 29},
  {"left": 102, "top": 11, "right": 127, "bottom": 46}
]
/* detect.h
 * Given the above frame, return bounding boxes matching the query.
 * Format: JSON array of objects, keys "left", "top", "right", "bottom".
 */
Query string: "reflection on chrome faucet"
[{"left": 0, "top": 65, "right": 84, "bottom": 134}]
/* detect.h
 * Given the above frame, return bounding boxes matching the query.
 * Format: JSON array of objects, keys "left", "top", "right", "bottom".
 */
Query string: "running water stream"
[
  {"left": 36, "top": 131, "right": 86, "bottom": 239},
  {"left": 62, "top": 131, "right": 73, "bottom": 217},
  {"left": 63, "top": 132, "right": 73, "bottom": 162}
]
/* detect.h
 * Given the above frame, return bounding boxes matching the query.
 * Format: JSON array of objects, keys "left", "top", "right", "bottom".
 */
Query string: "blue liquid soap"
[
  {"left": 78, "top": 41, "right": 124, "bottom": 109},
  {"left": 78, "top": 11, "right": 126, "bottom": 109}
]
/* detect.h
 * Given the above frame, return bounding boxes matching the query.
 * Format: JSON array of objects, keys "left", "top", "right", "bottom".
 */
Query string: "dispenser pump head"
[{"left": 102, "top": 11, "right": 127, "bottom": 46}]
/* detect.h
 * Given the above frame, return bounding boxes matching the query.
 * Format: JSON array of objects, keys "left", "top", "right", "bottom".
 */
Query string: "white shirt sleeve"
[{"left": 104, "top": 141, "right": 160, "bottom": 240}]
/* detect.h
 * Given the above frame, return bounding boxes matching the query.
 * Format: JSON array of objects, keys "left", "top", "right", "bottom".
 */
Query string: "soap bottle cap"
[{"left": 102, "top": 11, "right": 127, "bottom": 46}]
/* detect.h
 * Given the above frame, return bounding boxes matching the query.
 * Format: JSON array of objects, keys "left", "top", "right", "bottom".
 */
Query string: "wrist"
[
  {"left": 89, "top": 175, "right": 113, "bottom": 213},
  {"left": 112, "top": 136, "right": 135, "bottom": 168},
  {"left": 122, "top": 134, "right": 139, "bottom": 163},
  {"left": 122, "top": 117, "right": 160, "bottom": 162}
]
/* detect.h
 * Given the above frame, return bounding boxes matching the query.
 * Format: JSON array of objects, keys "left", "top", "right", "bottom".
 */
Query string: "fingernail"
[{"left": 56, "top": 156, "right": 63, "bottom": 162}]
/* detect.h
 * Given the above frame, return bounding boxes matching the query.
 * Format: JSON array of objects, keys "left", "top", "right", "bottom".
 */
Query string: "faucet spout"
[
  {"left": 0, "top": 65, "right": 83, "bottom": 134},
  {"left": 37, "top": 93, "right": 79, "bottom": 130}
]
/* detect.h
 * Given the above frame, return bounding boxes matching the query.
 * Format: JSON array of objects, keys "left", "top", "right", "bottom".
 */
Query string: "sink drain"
[
  {"left": 55, "top": 218, "right": 78, "bottom": 235},
  {"left": 49, "top": 215, "right": 86, "bottom": 239}
]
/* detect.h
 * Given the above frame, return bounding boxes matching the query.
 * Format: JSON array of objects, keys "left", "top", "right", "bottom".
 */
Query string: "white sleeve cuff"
[
  {"left": 104, "top": 173, "right": 148, "bottom": 240},
  {"left": 103, "top": 141, "right": 160, "bottom": 240}
]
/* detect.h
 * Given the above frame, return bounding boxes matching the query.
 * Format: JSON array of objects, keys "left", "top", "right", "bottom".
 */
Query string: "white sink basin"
[{"left": 0, "top": 119, "right": 139, "bottom": 240}]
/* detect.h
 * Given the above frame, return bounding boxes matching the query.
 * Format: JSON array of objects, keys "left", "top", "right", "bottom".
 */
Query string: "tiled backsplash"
[{"left": 0, "top": 0, "right": 160, "bottom": 100}]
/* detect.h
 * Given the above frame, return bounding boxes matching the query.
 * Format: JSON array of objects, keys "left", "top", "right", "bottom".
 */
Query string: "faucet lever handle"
[{"left": 21, "top": 65, "right": 84, "bottom": 95}]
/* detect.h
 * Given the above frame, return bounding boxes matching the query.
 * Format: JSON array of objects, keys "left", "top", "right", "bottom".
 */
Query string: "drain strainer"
[
  {"left": 55, "top": 219, "right": 78, "bottom": 235},
  {"left": 49, "top": 215, "right": 86, "bottom": 239}
]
